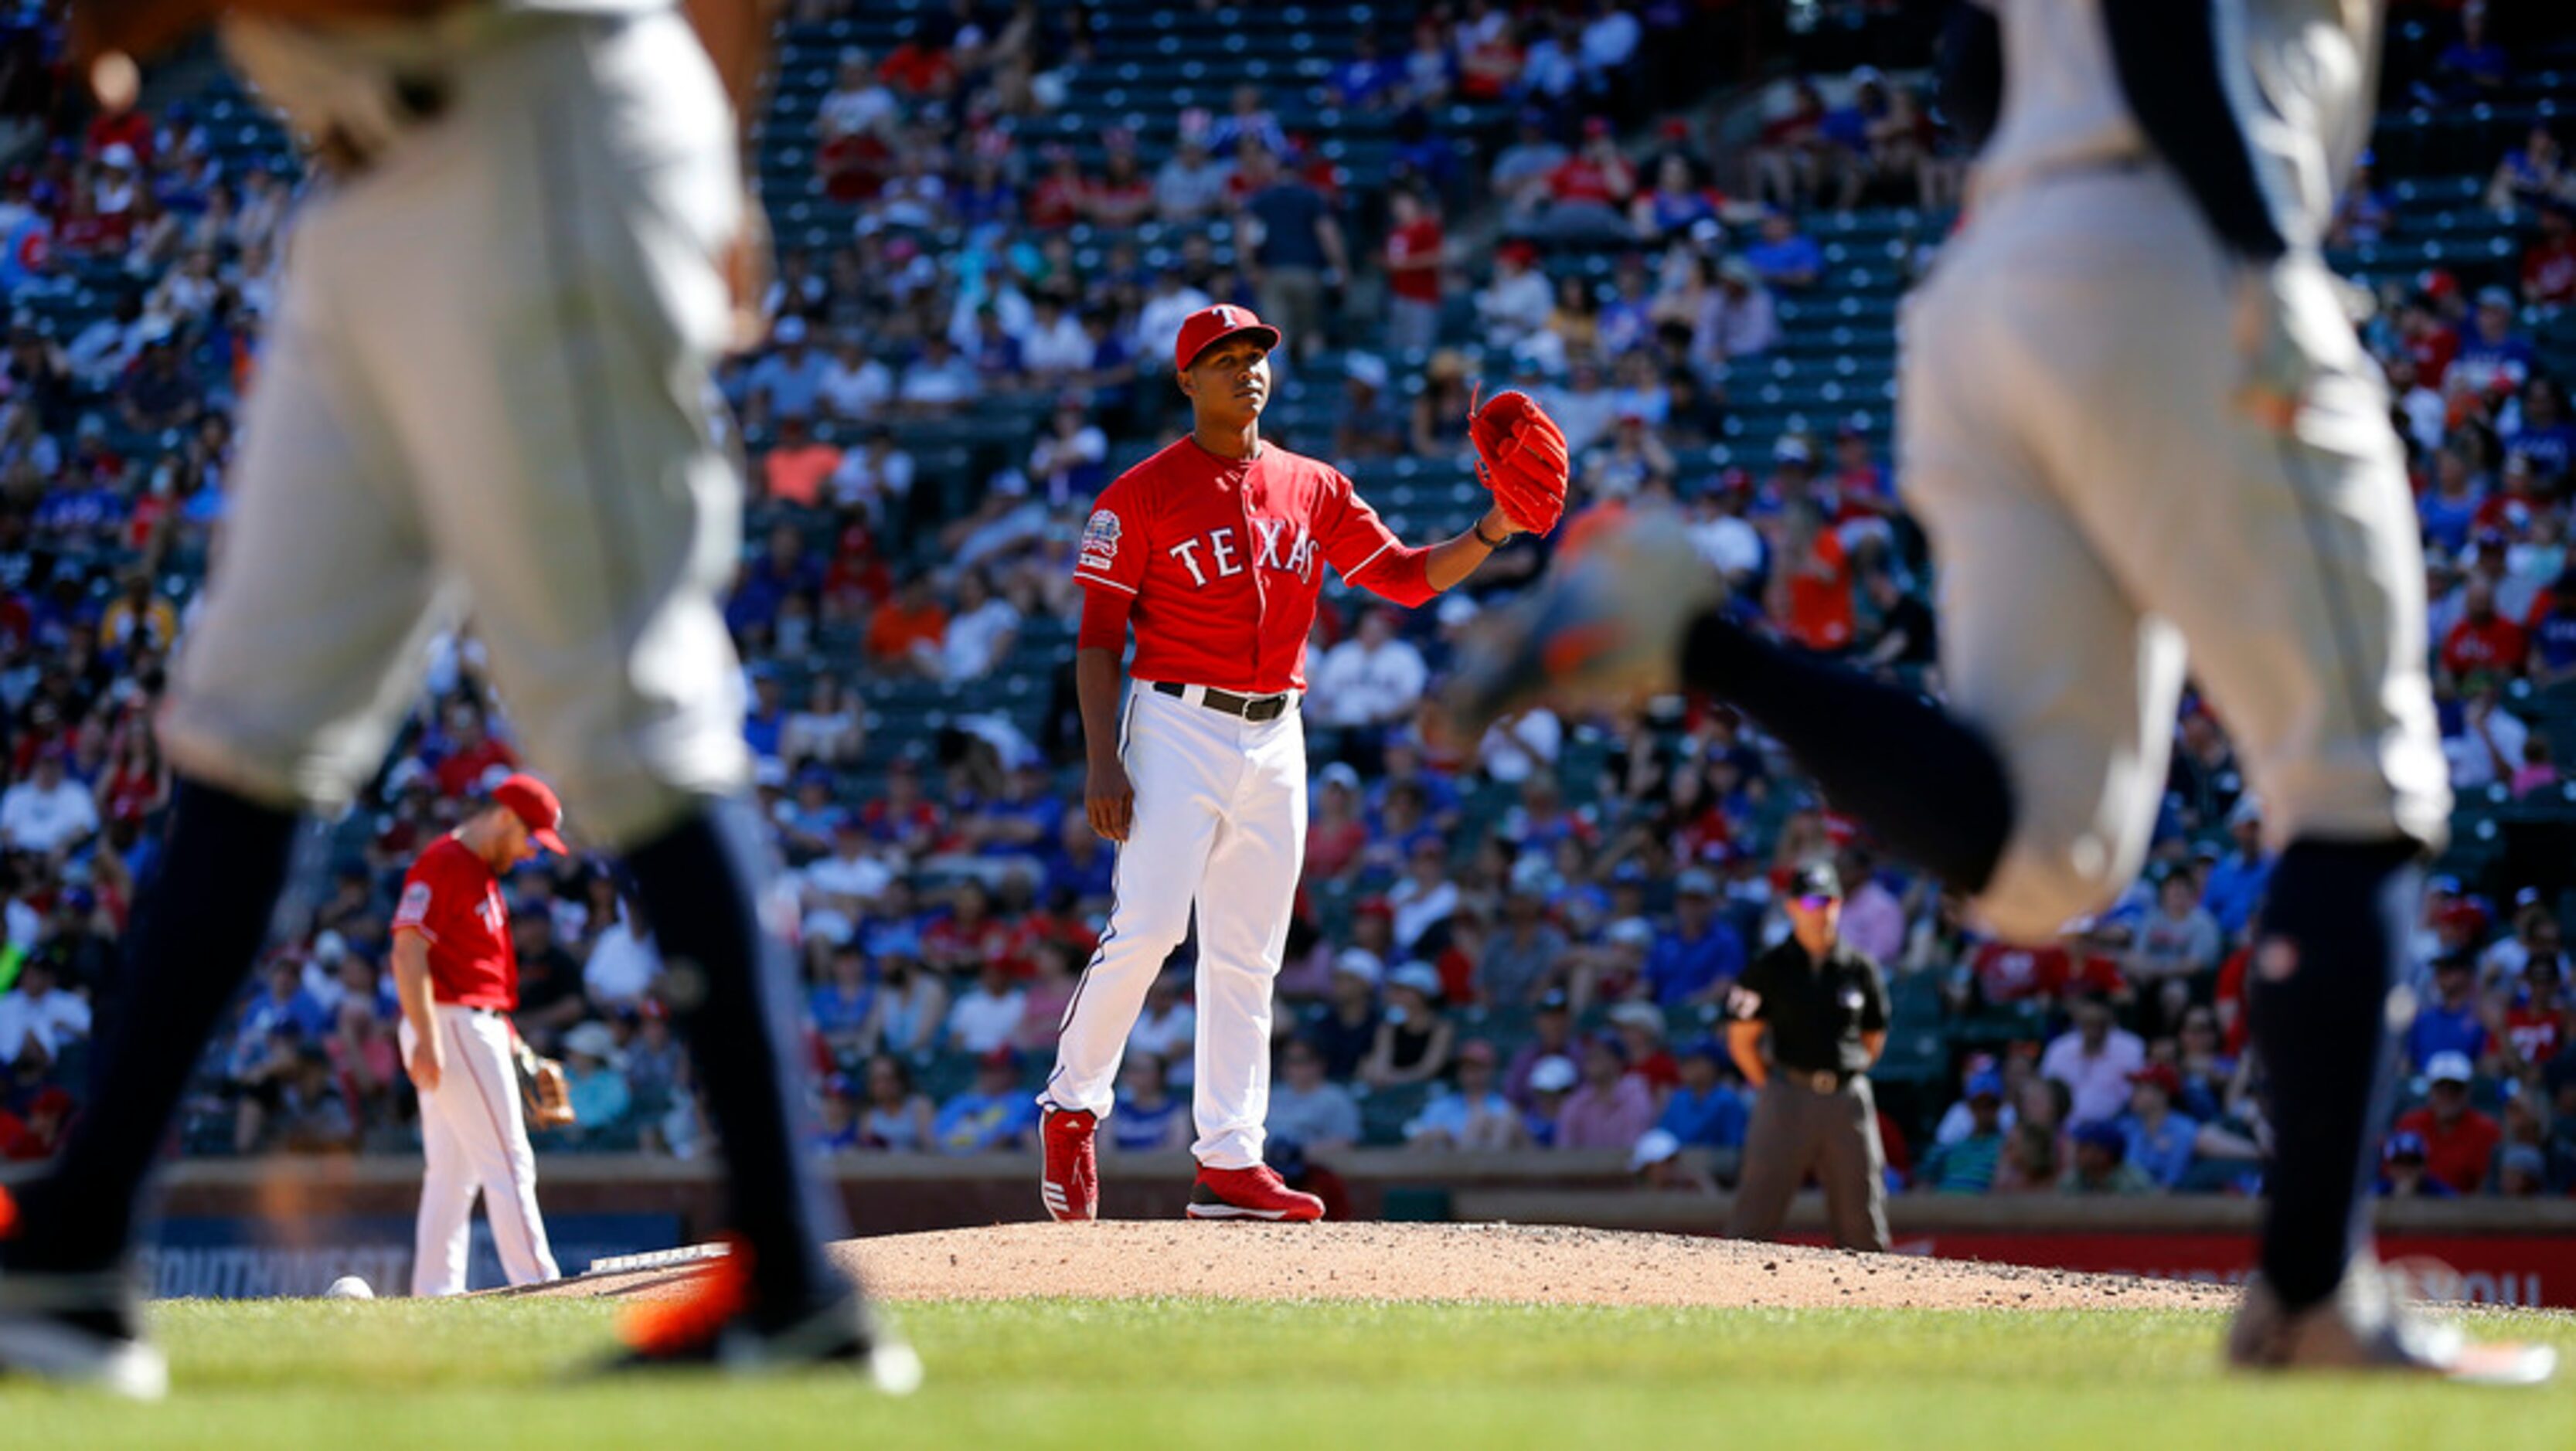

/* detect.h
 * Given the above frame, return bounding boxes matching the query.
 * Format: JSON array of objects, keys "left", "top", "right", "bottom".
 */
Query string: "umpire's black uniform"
[{"left": 1724, "top": 863, "right": 1892, "bottom": 1251}]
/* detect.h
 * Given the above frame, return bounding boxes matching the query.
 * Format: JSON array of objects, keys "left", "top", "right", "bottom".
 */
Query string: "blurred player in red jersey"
[{"left": 392, "top": 773, "right": 567, "bottom": 1298}]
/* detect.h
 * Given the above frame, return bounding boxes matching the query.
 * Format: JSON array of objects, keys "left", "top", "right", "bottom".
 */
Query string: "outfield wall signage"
[
  {"left": 145, "top": 1213, "right": 680, "bottom": 1299},
  {"left": 1878, "top": 1232, "right": 2576, "bottom": 1307}
]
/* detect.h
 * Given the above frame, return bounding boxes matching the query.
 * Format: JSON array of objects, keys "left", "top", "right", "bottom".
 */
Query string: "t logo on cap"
[{"left": 1173, "top": 304, "right": 1282, "bottom": 374}]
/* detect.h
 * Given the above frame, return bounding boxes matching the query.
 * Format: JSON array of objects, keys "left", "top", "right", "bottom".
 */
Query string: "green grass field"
[{"left": 4, "top": 1297, "right": 2573, "bottom": 1449}]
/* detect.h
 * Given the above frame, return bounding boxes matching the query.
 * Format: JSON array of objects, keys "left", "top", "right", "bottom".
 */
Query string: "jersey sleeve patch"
[
  {"left": 1727, "top": 984, "right": 1763, "bottom": 1021},
  {"left": 1078, "top": 509, "right": 1122, "bottom": 573},
  {"left": 393, "top": 880, "right": 433, "bottom": 931}
]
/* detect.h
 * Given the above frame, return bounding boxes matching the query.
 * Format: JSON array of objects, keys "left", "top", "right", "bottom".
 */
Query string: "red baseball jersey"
[
  {"left": 1072, "top": 437, "right": 1434, "bottom": 692},
  {"left": 391, "top": 835, "right": 519, "bottom": 1011}
]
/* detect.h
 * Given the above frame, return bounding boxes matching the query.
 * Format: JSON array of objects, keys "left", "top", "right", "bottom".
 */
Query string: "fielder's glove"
[
  {"left": 514, "top": 1035, "right": 577, "bottom": 1130},
  {"left": 1469, "top": 387, "right": 1570, "bottom": 537}
]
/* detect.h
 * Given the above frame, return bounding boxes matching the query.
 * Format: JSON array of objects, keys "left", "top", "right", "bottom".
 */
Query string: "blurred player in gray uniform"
[
  {"left": 0, "top": 0, "right": 914, "bottom": 1398},
  {"left": 1455, "top": 0, "right": 2551, "bottom": 1380}
]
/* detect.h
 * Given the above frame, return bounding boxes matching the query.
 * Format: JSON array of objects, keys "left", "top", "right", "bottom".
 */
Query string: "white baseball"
[{"left": 325, "top": 1276, "right": 375, "bottom": 1300}]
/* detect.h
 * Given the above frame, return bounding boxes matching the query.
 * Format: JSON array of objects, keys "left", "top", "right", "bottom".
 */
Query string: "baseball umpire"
[
  {"left": 1035, "top": 303, "right": 1569, "bottom": 1222},
  {"left": 0, "top": 0, "right": 914, "bottom": 1397},
  {"left": 1451, "top": 0, "right": 2549, "bottom": 1381},
  {"left": 1724, "top": 858, "right": 1890, "bottom": 1252}
]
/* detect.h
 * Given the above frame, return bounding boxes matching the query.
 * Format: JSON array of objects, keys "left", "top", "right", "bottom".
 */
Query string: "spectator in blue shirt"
[
  {"left": 1655, "top": 1039, "right": 1748, "bottom": 1149},
  {"left": 1408, "top": 1038, "right": 1527, "bottom": 1150},
  {"left": 2418, "top": 445, "right": 2482, "bottom": 559},
  {"left": 2452, "top": 288, "right": 2535, "bottom": 395},
  {"left": 772, "top": 767, "right": 849, "bottom": 861},
  {"left": 741, "top": 668, "right": 788, "bottom": 763},
  {"left": 1041, "top": 810, "right": 1117, "bottom": 906},
  {"left": 744, "top": 314, "right": 830, "bottom": 424},
  {"left": 965, "top": 305, "right": 1023, "bottom": 388},
  {"left": 2375, "top": 1130, "right": 2457, "bottom": 1198},
  {"left": 2404, "top": 953, "right": 2490, "bottom": 1073},
  {"left": 975, "top": 760, "right": 1064, "bottom": 862},
  {"left": 2199, "top": 800, "right": 2272, "bottom": 939},
  {"left": 2118, "top": 1063, "right": 2199, "bottom": 1190},
  {"left": 227, "top": 960, "right": 329, "bottom": 1078},
  {"left": 810, "top": 1073, "right": 866, "bottom": 1154},
  {"left": 2530, "top": 568, "right": 2576, "bottom": 687},
  {"left": 808, "top": 943, "right": 876, "bottom": 1057},
  {"left": 726, "top": 522, "right": 825, "bottom": 637},
  {"left": 1920, "top": 1069, "right": 2009, "bottom": 1193},
  {"left": 1326, "top": 29, "right": 1400, "bottom": 110},
  {"left": 1741, "top": 209, "right": 1822, "bottom": 289},
  {"left": 2427, "top": 6, "right": 2509, "bottom": 103},
  {"left": 932, "top": 1048, "right": 1038, "bottom": 1154},
  {"left": 1645, "top": 869, "right": 1745, "bottom": 1007},
  {"left": 2506, "top": 376, "right": 2574, "bottom": 483}
]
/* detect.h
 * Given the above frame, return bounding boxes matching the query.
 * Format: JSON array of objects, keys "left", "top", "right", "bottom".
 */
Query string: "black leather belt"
[
  {"left": 1785, "top": 1069, "right": 1859, "bottom": 1093},
  {"left": 1155, "top": 681, "right": 1291, "bottom": 722}
]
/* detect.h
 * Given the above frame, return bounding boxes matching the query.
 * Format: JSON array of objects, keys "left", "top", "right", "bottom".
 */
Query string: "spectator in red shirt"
[
  {"left": 2499, "top": 952, "right": 2568, "bottom": 1072},
  {"left": 1026, "top": 148, "right": 1086, "bottom": 229},
  {"left": 856, "top": 757, "right": 945, "bottom": 857},
  {"left": 84, "top": 109, "right": 151, "bottom": 165},
  {"left": 2440, "top": 576, "right": 2527, "bottom": 681},
  {"left": 1080, "top": 144, "right": 1155, "bottom": 231},
  {"left": 432, "top": 703, "right": 519, "bottom": 799},
  {"left": 1542, "top": 118, "right": 1635, "bottom": 243},
  {"left": 877, "top": 38, "right": 956, "bottom": 100},
  {"left": 761, "top": 413, "right": 842, "bottom": 508},
  {"left": 818, "top": 127, "right": 893, "bottom": 203},
  {"left": 1382, "top": 188, "right": 1445, "bottom": 355},
  {"left": 921, "top": 878, "right": 1019, "bottom": 978},
  {"left": 1607, "top": 1001, "right": 1682, "bottom": 1093},
  {"left": 2391, "top": 1052, "right": 2501, "bottom": 1195},
  {"left": 2525, "top": 202, "right": 2576, "bottom": 308},
  {"left": 1771, "top": 499, "right": 1856, "bottom": 654},
  {"left": 864, "top": 573, "right": 949, "bottom": 676},
  {"left": 1827, "top": 423, "right": 1892, "bottom": 524},
  {"left": 1971, "top": 936, "right": 2125, "bottom": 1008},
  {"left": 2398, "top": 294, "right": 2459, "bottom": 390}
]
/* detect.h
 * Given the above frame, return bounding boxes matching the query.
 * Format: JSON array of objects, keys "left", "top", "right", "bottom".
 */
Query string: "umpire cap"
[{"left": 1790, "top": 858, "right": 1843, "bottom": 901}]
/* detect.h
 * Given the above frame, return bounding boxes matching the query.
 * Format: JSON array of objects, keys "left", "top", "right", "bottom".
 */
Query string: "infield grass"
[{"left": 2, "top": 1296, "right": 2572, "bottom": 1449}]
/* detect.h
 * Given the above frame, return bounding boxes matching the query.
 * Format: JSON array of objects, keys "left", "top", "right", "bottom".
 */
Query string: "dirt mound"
[{"left": 525, "top": 1222, "right": 2234, "bottom": 1312}]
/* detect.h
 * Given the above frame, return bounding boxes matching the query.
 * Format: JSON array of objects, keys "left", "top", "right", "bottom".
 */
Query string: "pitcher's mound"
[{"left": 528, "top": 1222, "right": 2234, "bottom": 1312}]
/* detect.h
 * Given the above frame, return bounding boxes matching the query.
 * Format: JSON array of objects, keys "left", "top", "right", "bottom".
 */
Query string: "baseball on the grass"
[
  {"left": 89, "top": 51, "right": 139, "bottom": 113},
  {"left": 325, "top": 1276, "right": 375, "bottom": 1300}
]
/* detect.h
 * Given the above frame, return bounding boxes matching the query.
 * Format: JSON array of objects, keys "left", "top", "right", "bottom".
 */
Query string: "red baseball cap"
[
  {"left": 492, "top": 773, "right": 569, "bottom": 855},
  {"left": 2127, "top": 1062, "right": 2183, "bottom": 1097},
  {"left": 1172, "top": 303, "right": 1281, "bottom": 374}
]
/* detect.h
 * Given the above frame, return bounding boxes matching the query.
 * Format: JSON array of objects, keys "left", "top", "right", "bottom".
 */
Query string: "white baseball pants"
[
  {"left": 1041, "top": 684, "right": 1306, "bottom": 1170},
  {"left": 1900, "top": 165, "right": 2448, "bottom": 941},
  {"left": 402, "top": 1005, "right": 560, "bottom": 1296},
  {"left": 158, "top": 9, "right": 750, "bottom": 848}
]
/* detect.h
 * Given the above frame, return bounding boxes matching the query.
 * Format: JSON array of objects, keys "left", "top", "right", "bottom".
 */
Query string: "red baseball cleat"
[
  {"left": 1186, "top": 1164, "right": 1325, "bottom": 1222},
  {"left": 1040, "top": 1109, "right": 1098, "bottom": 1222}
]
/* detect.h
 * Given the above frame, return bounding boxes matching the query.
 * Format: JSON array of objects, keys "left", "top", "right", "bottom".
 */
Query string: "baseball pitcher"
[
  {"left": 1453, "top": 0, "right": 2549, "bottom": 1381},
  {"left": 391, "top": 773, "right": 567, "bottom": 1298},
  {"left": 1036, "top": 304, "right": 1567, "bottom": 1222}
]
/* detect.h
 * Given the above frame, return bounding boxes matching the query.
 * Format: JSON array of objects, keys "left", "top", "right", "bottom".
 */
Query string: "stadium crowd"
[{"left": 0, "top": 2, "right": 2571, "bottom": 1208}]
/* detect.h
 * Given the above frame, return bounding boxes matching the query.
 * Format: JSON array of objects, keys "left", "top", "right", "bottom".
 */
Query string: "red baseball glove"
[{"left": 1469, "top": 388, "right": 1570, "bottom": 537}]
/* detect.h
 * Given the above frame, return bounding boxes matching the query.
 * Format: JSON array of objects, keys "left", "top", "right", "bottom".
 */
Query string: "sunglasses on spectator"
[{"left": 1795, "top": 893, "right": 1839, "bottom": 910}]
